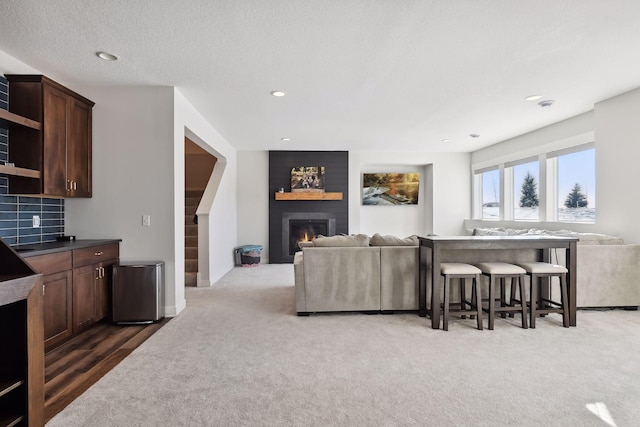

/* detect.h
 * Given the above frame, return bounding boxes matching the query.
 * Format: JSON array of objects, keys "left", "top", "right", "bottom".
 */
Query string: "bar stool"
[
  {"left": 517, "top": 262, "right": 569, "bottom": 328},
  {"left": 476, "top": 262, "right": 528, "bottom": 330},
  {"left": 440, "top": 263, "right": 483, "bottom": 331}
]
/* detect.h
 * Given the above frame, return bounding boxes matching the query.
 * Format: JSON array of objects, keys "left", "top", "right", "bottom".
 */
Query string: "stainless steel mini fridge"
[{"left": 112, "top": 261, "right": 165, "bottom": 324}]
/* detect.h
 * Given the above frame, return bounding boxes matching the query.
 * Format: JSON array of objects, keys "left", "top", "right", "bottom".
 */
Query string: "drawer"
[
  {"left": 26, "top": 251, "right": 72, "bottom": 275},
  {"left": 73, "top": 243, "right": 119, "bottom": 268}
]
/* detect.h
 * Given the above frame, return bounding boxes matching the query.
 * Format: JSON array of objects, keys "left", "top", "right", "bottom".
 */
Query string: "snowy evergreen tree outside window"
[
  {"left": 513, "top": 161, "right": 539, "bottom": 220},
  {"left": 564, "top": 183, "right": 588, "bottom": 208},
  {"left": 558, "top": 149, "right": 595, "bottom": 223}
]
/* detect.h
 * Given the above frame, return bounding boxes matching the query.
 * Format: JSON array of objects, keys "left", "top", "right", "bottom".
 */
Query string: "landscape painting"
[
  {"left": 362, "top": 173, "right": 420, "bottom": 205},
  {"left": 291, "top": 166, "right": 325, "bottom": 192}
]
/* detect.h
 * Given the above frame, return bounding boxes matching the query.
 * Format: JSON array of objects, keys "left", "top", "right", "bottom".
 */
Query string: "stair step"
[
  {"left": 185, "top": 236, "right": 197, "bottom": 247},
  {"left": 185, "top": 224, "right": 198, "bottom": 236},
  {"left": 185, "top": 259, "right": 198, "bottom": 272},
  {"left": 185, "top": 197, "right": 201, "bottom": 206},
  {"left": 185, "top": 190, "right": 204, "bottom": 197},
  {"left": 185, "top": 247, "right": 198, "bottom": 259},
  {"left": 185, "top": 272, "right": 197, "bottom": 287}
]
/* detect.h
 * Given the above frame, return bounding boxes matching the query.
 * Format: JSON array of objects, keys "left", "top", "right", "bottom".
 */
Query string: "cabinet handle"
[
  {"left": 95, "top": 267, "right": 100, "bottom": 280},
  {"left": 100, "top": 267, "right": 105, "bottom": 278},
  {"left": 73, "top": 180, "right": 77, "bottom": 191},
  {"left": 66, "top": 180, "right": 70, "bottom": 191},
  {"left": 95, "top": 251, "right": 104, "bottom": 256},
  {"left": 43, "top": 284, "right": 46, "bottom": 296}
]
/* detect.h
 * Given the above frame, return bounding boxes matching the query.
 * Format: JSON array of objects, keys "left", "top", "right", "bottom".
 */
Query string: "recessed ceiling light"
[
  {"left": 441, "top": 138, "right": 452, "bottom": 143},
  {"left": 538, "top": 99, "right": 555, "bottom": 108},
  {"left": 271, "top": 91, "right": 286, "bottom": 97},
  {"left": 281, "top": 137, "right": 291, "bottom": 141},
  {"left": 525, "top": 95, "right": 542, "bottom": 101},
  {"left": 96, "top": 51, "right": 119, "bottom": 61},
  {"left": 469, "top": 134, "right": 480, "bottom": 138}
]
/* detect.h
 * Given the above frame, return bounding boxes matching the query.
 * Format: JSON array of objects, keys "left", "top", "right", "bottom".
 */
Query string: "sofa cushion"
[
  {"left": 312, "top": 234, "right": 370, "bottom": 247},
  {"left": 472, "top": 227, "right": 624, "bottom": 245},
  {"left": 370, "top": 233, "right": 418, "bottom": 246}
]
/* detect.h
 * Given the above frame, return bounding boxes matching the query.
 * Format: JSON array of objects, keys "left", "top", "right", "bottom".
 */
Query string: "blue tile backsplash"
[
  {"left": 1, "top": 76, "right": 8, "bottom": 193},
  {"left": 0, "top": 75, "right": 66, "bottom": 246}
]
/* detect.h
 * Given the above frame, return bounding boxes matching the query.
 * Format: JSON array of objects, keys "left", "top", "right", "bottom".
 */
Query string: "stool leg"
[
  {"left": 508, "top": 278, "right": 517, "bottom": 318},
  {"left": 530, "top": 274, "right": 537, "bottom": 329},
  {"left": 560, "top": 273, "right": 569, "bottom": 328},
  {"left": 518, "top": 274, "right": 528, "bottom": 329},
  {"left": 460, "top": 278, "right": 467, "bottom": 319},
  {"left": 474, "top": 274, "right": 483, "bottom": 330},
  {"left": 500, "top": 278, "right": 507, "bottom": 318},
  {"left": 488, "top": 275, "right": 496, "bottom": 330},
  {"left": 443, "top": 275, "right": 450, "bottom": 331}
]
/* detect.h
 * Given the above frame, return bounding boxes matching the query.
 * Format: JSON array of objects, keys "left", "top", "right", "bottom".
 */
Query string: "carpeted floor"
[{"left": 48, "top": 264, "right": 640, "bottom": 426}]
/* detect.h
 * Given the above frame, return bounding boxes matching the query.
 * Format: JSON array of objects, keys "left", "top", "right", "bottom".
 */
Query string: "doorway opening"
[{"left": 184, "top": 137, "right": 216, "bottom": 286}]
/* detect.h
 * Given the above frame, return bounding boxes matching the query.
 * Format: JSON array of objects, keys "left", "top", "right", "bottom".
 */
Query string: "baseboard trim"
[{"left": 197, "top": 272, "right": 212, "bottom": 287}]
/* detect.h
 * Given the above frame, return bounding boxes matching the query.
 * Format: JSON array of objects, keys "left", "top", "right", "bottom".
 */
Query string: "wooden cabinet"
[
  {"left": 26, "top": 251, "right": 73, "bottom": 351},
  {"left": 72, "top": 264, "right": 97, "bottom": 332},
  {"left": 5, "top": 74, "right": 94, "bottom": 197},
  {"left": 25, "top": 242, "right": 119, "bottom": 349},
  {"left": 72, "top": 244, "right": 119, "bottom": 331},
  {"left": 0, "top": 239, "right": 44, "bottom": 427}
]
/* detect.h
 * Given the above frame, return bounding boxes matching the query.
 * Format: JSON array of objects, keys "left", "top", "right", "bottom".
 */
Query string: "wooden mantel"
[{"left": 274, "top": 192, "right": 343, "bottom": 201}]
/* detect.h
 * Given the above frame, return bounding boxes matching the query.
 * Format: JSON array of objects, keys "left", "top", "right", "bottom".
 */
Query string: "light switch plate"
[
  {"left": 32, "top": 215, "right": 40, "bottom": 228},
  {"left": 142, "top": 215, "right": 151, "bottom": 226}
]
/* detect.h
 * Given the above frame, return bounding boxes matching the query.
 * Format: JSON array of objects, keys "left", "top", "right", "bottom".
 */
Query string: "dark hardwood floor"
[{"left": 44, "top": 318, "right": 170, "bottom": 423}]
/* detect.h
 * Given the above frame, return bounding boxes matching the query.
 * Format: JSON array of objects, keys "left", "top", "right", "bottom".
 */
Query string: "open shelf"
[
  {"left": 275, "top": 192, "right": 343, "bottom": 201},
  {"left": 0, "top": 164, "right": 41, "bottom": 179},
  {"left": 0, "top": 379, "right": 23, "bottom": 399},
  {"left": 0, "top": 109, "right": 41, "bottom": 130},
  {"left": 0, "top": 414, "right": 24, "bottom": 427}
]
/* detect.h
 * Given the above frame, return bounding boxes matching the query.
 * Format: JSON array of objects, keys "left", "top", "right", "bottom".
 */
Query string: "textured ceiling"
[{"left": 1, "top": 1, "right": 640, "bottom": 152}]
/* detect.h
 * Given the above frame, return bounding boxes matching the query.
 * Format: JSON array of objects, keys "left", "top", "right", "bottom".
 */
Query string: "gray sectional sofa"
[
  {"left": 293, "top": 228, "right": 640, "bottom": 315},
  {"left": 470, "top": 227, "right": 640, "bottom": 308},
  {"left": 294, "top": 234, "right": 418, "bottom": 314}
]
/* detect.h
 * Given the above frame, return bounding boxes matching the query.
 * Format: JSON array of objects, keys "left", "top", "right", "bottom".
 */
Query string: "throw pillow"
[
  {"left": 370, "top": 233, "right": 419, "bottom": 246},
  {"left": 312, "top": 234, "right": 370, "bottom": 247}
]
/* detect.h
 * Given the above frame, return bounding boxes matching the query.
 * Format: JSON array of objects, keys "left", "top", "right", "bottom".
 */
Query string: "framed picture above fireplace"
[
  {"left": 362, "top": 173, "right": 420, "bottom": 205},
  {"left": 291, "top": 166, "right": 325, "bottom": 193}
]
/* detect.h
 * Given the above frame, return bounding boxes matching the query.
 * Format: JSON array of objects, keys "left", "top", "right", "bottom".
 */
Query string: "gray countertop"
[{"left": 14, "top": 239, "right": 122, "bottom": 258}]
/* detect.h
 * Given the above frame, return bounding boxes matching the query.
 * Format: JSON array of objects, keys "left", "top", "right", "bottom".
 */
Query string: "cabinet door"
[
  {"left": 42, "top": 84, "right": 69, "bottom": 197},
  {"left": 67, "top": 97, "right": 92, "bottom": 197},
  {"left": 95, "top": 260, "right": 115, "bottom": 321},
  {"left": 43, "top": 270, "right": 73, "bottom": 350},
  {"left": 72, "top": 264, "right": 97, "bottom": 332}
]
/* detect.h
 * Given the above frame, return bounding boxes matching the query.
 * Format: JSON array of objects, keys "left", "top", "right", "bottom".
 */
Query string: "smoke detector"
[{"left": 538, "top": 99, "right": 555, "bottom": 108}]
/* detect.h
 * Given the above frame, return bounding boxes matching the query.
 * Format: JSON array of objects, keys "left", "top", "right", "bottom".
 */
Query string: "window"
[
  {"left": 473, "top": 143, "right": 595, "bottom": 224},
  {"left": 556, "top": 148, "right": 595, "bottom": 223},
  {"left": 481, "top": 169, "right": 500, "bottom": 220},
  {"left": 513, "top": 160, "right": 539, "bottom": 221}
]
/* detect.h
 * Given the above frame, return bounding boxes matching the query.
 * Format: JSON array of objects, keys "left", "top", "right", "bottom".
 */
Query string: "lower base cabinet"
[
  {"left": 25, "top": 242, "right": 119, "bottom": 350},
  {"left": 72, "top": 258, "right": 116, "bottom": 332},
  {"left": 43, "top": 270, "right": 73, "bottom": 349}
]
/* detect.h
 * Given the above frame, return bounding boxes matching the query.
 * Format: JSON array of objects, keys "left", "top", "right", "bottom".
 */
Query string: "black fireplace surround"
[
  {"left": 269, "top": 151, "right": 349, "bottom": 263},
  {"left": 282, "top": 212, "right": 337, "bottom": 256}
]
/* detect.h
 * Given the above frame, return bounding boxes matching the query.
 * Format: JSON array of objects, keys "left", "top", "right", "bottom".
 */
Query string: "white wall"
[
  {"left": 64, "top": 86, "right": 182, "bottom": 313},
  {"left": 174, "top": 89, "right": 238, "bottom": 285},
  {"left": 236, "top": 151, "right": 269, "bottom": 261},
  {"left": 594, "top": 87, "right": 640, "bottom": 244},
  {"left": 471, "top": 111, "right": 594, "bottom": 170},
  {"left": 234, "top": 150, "right": 471, "bottom": 256},
  {"left": 349, "top": 151, "right": 471, "bottom": 236}
]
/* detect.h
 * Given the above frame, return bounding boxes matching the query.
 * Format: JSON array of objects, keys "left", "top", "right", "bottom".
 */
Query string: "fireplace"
[{"left": 282, "top": 212, "right": 336, "bottom": 260}]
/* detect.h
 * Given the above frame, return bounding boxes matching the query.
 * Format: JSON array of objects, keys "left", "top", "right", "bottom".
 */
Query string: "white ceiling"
[{"left": 1, "top": 1, "right": 640, "bottom": 152}]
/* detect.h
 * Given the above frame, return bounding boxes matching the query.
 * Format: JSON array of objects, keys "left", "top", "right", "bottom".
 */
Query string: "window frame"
[{"left": 472, "top": 142, "right": 595, "bottom": 223}]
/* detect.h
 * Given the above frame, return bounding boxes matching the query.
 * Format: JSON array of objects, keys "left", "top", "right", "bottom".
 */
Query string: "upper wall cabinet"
[{"left": 5, "top": 75, "right": 94, "bottom": 197}]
